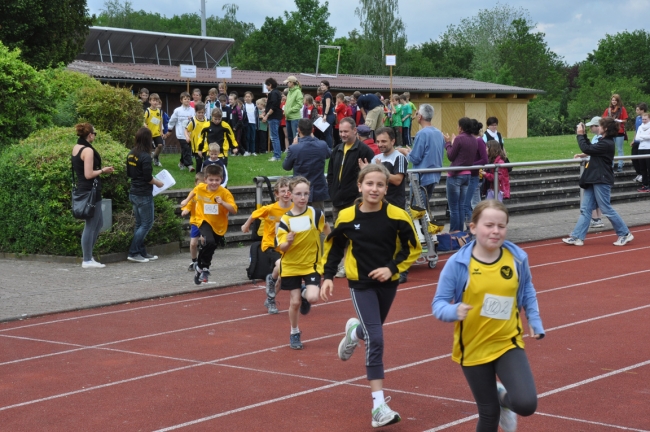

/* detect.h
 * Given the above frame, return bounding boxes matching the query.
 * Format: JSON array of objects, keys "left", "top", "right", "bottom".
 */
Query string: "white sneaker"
[
  {"left": 268, "top": 157, "right": 280, "bottom": 162},
  {"left": 338, "top": 318, "right": 360, "bottom": 361},
  {"left": 613, "top": 232, "right": 634, "bottom": 246},
  {"left": 371, "top": 397, "right": 401, "bottom": 428},
  {"left": 335, "top": 265, "right": 346, "bottom": 278},
  {"left": 178, "top": 162, "right": 185, "bottom": 170},
  {"left": 562, "top": 237, "right": 583, "bottom": 246},
  {"left": 635, "top": 175, "right": 643, "bottom": 183},
  {"left": 82, "top": 260, "right": 105, "bottom": 269},
  {"left": 243, "top": 151, "right": 251, "bottom": 157},
  {"left": 497, "top": 382, "right": 517, "bottom": 432},
  {"left": 252, "top": 152, "right": 258, "bottom": 156}
]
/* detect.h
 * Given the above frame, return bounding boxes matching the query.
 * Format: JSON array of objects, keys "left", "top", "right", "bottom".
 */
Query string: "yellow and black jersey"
[
  {"left": 186, "top": 116, "right": 210, "bottom": 154},
  {"left": 276, "top": 207, "right": 325, "bottom": 277},
  {"left": 201, "top": 120, "right": 239, "bottom": 158},
  {"left": 453, "top": 247, "right": 524, "bottom": 366},
  {"left": 144, "top": 108, "right": 162, "bottom": 137},
  {"left": 321, "top": 202, "right": 421, "bottom": 288}
]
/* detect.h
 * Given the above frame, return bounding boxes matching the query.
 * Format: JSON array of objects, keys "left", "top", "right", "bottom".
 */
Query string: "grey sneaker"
[
  {"left": 497, "top": 382, "right": 517, "bottom": 432},
  {"left": 268, "top": 157, "right": 280, "bottom": 162},
  {"left": 338, "top": 317, "right": 360, "bottom": 361},
  {"left": 267, "top": 298, "right": 279, "bottom": 314},
  {"left": 193, "top": 265, "right": 202, "bottom": 285},
  {"left": 613, "top": 232, "right": 634, "bottom": 246},
  {"left": 589, "top": 219, "right": 604, "bottom": 228},
  {"left": 154, "top": 158, "right": 162, "bottom": 167},
  {"left": 335, "top": 265, "right": 346, "bottom": 278},
  {"left": 127, "top": 254, "right": 149, "bottom": 263},
  {"left": 200, "top": 268, "right": 211, "bottom": 283},
  {"left": 265, "top": 274, "right": 276, "bottom": 299},
  {"left": 562, "top": 237, "right": 583, "bottom": 246},
  {"left": 289, "top": 332, "right": 303, "bottom": 350},
  {"left": 371, "top": 397, "right": 401, "bottom": 428},
  {"left": 144, "top": 254, "right": 158, "bottom": 261}
]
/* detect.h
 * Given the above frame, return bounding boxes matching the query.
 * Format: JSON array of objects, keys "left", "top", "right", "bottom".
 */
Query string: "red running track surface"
[{"left": 1, "top": 227, "right": 650, "bottom": 431}]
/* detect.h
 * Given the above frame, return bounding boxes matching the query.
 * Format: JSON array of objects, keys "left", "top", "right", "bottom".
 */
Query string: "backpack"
[{"left": 246, "top": 241, "right": 281, "bottom": 281}]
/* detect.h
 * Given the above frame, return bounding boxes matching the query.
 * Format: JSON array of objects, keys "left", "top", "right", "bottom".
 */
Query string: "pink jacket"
[{"left": 483, "top": 155, "right": 510, "bottom": 199}]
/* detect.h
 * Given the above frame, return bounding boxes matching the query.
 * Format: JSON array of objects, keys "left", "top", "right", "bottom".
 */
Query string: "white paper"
[
  {"left": 289, "top": 216, "right": 311, "bottom": 232},
  {"left": 216, "top": 67, "right": 232, "bottom": 79},
  {"left": 262, "top": 82, "right": 269, "bottom": 94},
  {"left": 152, "top": 169, "right": 176, "bottom": 196},
  {"left": 313, "top": 117, "right": 330, "bottom": 132},
  {"left": 385, "top": 55, "right": 397, "bottom": 66},
  {"left": 180, "top": 64, "right": 197, "bottom": 79},
  {"left": 204, "top": 203, "right": 219, "bottom": 215},
  {"left": 480, "top": 293, "right": 514, "bottom": 320}
]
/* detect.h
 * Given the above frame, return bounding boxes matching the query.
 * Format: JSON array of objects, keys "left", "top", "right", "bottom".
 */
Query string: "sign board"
[
  {"left": 385, "top": 55, "right": 396, "bottom": 66},
  {"left": 216, "top": 67, "right": 232, "bottom": 79},
  {"left": 180, "top": 64, "right": 197, "bottom": 79}
]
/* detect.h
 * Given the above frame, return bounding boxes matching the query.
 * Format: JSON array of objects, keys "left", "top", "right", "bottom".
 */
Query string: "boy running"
[
  {"left": 181, "top": 172, "right": 206, "bottom": 271},
  {"left": 144, "top": 93, "right": 164, "bottom": 167},
  {"left": 202, "top": 143, "right": 229, "bottom": 187}
]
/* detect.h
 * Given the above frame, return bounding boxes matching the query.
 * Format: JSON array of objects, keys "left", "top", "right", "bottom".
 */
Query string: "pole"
[
  {"left": 200, "top": 0, "right": 206, "bottom": 37},
  {"left": 186, "top": 79, "right": 190, "bottom": 94},
  {"left": 390, "top": 66, "right": 393, "bottom": 97}
]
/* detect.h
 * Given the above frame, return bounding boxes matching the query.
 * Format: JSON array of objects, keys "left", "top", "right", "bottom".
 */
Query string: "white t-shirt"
[{"left": 245, "top": 103, "right": 256, "bottom": 124}]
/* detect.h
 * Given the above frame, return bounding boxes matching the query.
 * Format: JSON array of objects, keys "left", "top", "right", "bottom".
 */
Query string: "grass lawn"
[{"left": 154, "top": 132, "right": 637, "bottom": 189}]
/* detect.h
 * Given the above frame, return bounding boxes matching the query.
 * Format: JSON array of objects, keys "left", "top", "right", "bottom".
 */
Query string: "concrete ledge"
[{"left": 0, "top": 242, "right": 180, "bottom": 265}]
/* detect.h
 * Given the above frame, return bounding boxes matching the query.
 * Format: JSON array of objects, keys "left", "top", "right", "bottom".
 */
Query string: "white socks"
[
  {"left": 372, "top": 390, "right": 385, "bottom": 409},
  {"left": 291, "top": 327, "right": 300, "bottom": 335},
  {"left": 350, "top": 327, "right": 359, "bottom": 342}
]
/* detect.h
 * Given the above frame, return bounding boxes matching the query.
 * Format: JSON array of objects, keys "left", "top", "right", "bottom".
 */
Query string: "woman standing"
[
  {"left": 602, "top": 94, "right": 628, "bottom": 172},
  {"left": 284, "top": 76, "right": 303, "bottom": 145},
  {"left": 126, "top": 127, "right": 164, "bottom": 263},
  {"left": 445, "top": 117, "right": 478, "bottom": 232},
  {"left": 433, "top": 200, "right": 544, "bottom": 432},
  {"left": 321, "top": 164, "right": 421, "bottom": 428},
  {"left": 262, "top": 78, "right": 283, "bottom": 162},
  {"left": 72, "top": 123, "right": 114, "bottom": 268},
  {"left": 319, "top": 80, "right": 336, "bottom": 149}
]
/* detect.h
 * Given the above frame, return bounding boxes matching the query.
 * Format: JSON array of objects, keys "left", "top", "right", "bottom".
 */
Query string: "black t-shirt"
[
  {"left": 322, "top": 91, "right": 334, "bottom": 115},
  {"left": 267, "top": 89, "right": 283, "bottom": 121},
  {"left": 357, "top": 94, "right": 382, "bottom": 112},
  {"left": 142, "top": 101, "right": 150, "bottom": 112},
  {"left": 127, "top": 150, "right": 154, "bottom": 196}
]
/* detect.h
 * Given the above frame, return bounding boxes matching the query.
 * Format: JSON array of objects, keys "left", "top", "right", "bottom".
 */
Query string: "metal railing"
[{"left": 253, "top": 155, "right": 650, "bottom": 208}]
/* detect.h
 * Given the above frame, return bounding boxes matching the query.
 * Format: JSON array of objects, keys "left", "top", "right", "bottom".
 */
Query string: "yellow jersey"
[
  {"left": 181, "top": 197, "right": 199, "bottom": 227},
  {"left": 192, "top": 183, "right": 237, "bottom": 235},
  {"left": 186, "top": 116, "right": 210, "bottom": 154},
  {"left": 453, "top": 248, "right": 524, "bottom": 366},
  {"left": 276, "top": 206, "right": 325, "bottom": 277},
  {"left": 144, "top": 108, "right": 162, "bottom": 137},
  {"left": 250, "top": 202, "right": 293, "bottom": 252}
]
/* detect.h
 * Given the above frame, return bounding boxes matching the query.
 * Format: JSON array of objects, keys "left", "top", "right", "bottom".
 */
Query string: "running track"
[{"left": 1, "top": 228, "right": 650, "bottom": 431}]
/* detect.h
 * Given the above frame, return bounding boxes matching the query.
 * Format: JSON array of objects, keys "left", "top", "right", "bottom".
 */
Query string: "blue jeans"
[
  {"left": 245, "top": 123, "right": 256, "bottom": 153},
  {"left": 570, "top": 183, "right": 629, "bottom": 240},
  {"left": 614, "top": 136, "right": 624, "bottom": 170},
  {"left": 128, "top": 193, "right": 154, "bottom": 257},
  {"left": 446, "top": 174, "right": 470, "bottom": 232},
  {"left": 287, "top": 119, "right": 299, "bottom": 146},
  {"left": 268, "top": 119, "right": 281, "bottom": 159},
  {"left": 464, "top": 175, "right": 481, "bottom": 229}
]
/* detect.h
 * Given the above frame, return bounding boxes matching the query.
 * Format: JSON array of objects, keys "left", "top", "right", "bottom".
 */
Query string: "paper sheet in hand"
[
  {"left": 290, "top": 216, "right": 311, "bottom": 232},
  {"left": 152, "top": 169, "right": 176, "bottom": 196},
  {"left": 313, "top": 117, "right": 330, "bottom": 132}
]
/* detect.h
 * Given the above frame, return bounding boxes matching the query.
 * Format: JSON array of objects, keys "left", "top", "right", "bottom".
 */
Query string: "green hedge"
[{"left": 0, "top": 127, "right": 182, "bottom": 256}]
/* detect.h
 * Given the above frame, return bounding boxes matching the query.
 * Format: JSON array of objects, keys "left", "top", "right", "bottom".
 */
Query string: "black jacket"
[
  {"left": 266, "top": 89, "right": 283, "bottom": 121},
  {"left": 578, "top": 134, "right": 615, "bottom": 188},
  {"left": 283, "top": 136, "right": 331, "bottom": 202},
  {"left": 327, "top": 140, "right": 376, "bottom": 208}
]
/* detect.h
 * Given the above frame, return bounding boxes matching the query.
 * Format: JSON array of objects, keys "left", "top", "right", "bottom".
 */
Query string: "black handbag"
[{"left": 71, "top": 165, "right": 98, "bottom": 219}]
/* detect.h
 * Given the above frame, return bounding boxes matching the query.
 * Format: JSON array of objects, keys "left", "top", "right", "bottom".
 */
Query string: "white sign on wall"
[
  {"left": 216, "top": 67, "right": 232, "bottom": 79},
  {"left": 180, "top": 64, "right": 197, "bottom": 79},
  {"left": 385, "top": 55, "right": 396, "bottom": 66}
]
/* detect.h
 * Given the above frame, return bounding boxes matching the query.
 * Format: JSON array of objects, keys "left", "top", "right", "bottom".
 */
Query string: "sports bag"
[
  {"left": 71, "top": 165, "right": 98, "bottom": 220},
  {"left": 246, "top": 241, "right": 281, "bottom": 281}
]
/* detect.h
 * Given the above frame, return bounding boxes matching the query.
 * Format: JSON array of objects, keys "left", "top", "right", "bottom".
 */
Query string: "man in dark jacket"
[
  {"left": 283, "top": 119, "right": 331, "bottom": 210},
  {"left": 563, "top": 117, "right": 634, "bottom": 247},
  {"left": 262, "top": 78, "right": 283, "bottom": 161}
]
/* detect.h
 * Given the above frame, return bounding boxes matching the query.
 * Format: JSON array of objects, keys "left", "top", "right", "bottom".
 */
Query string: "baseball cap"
[
  {"left": 357, "top": 125, "right": 372, "bottom": 136},
  {"left": 283, "top": 75, "right": 298, "bottom": 84},
  {"left": 585, "top": 116, "right": 601, "bottom": 126}
]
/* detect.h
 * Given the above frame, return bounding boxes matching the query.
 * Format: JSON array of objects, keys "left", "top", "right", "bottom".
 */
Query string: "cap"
[
  {"left": 357, "top": 125, "right": 372, "bottom": 136},
  {"left": 283, "top": 75, "right": 298, "bottom": 84},
  {"left": 585, "top": 116, "right": 601, "bottom": 127}
]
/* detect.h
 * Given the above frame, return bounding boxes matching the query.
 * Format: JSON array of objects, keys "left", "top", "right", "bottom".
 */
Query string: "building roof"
[
  {"left": 67, "top": 60, "right": 543, "bottom": 94},
  {"left": 76, "top": 27, "right": 234, "bottom": 68}
]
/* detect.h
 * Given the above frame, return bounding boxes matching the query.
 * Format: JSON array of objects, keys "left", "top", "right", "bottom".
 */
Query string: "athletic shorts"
[
  {"left": 152, "top": 136, "right": 164, "bottom": 148},
  {"left": 190, "top": 224, "right": 201, "bottom": 238},
  {"left": 281, "top": 272, "right": 321, "bottom": 291}
]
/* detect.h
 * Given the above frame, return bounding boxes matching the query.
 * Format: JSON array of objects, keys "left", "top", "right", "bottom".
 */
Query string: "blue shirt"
[{"left": 408, "top": 126, "right": 445, "bottom": 186}]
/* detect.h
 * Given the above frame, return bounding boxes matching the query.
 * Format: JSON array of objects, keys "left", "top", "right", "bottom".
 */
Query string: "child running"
[
  {"left": 202, "top": 143, "right": 229, "bottom": 187},
  {"left": 276, "top": 177, "right": 330, "bottom": 349},
  {"left": 185, "top": 102, "right": 210, "bottom": 172},
  {"left": 241, "top": 177, "right": 293, "bottom": 314},
  {"left": 180, "top": 164, "right": 237, "bottom": 285},
  {"left": 433, "top": 200, "right": 544, "bottom": 432},
  {"left": 181, "top": 172, "right": 206, "bottom": 271},
  {"left": 320, "top": 164, "right": 421, "bottom": 428}
]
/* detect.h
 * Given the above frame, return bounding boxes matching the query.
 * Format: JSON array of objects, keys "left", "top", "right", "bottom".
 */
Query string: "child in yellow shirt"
[
  {"left": 144, "top": 93, "right": 164, "bottom": 166},
  {"left": 180, "top": 172, "right": 206, "bottom": 271},
  {"left": 180, "top": 164, "right": 237, "bottom": 284},
  {"left": 185, "top": 102, "right": 210, "bottom": 173}
]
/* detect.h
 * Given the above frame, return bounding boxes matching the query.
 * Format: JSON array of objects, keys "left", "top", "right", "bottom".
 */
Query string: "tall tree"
[
  {"left": 0, "top": 0, "right": 94, "bottom": 69},
  {"left": 353, "top": 0, "right": 407, "bottom": 75}
]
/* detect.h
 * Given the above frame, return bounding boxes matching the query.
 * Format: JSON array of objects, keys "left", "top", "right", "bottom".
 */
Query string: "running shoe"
[
  {"left": 268, "top": 157, "right": 280, "bottom": 162},
  {"left": 589, "top": 219, "right": 604, "bottom": 228},
  {"left": 81, "top": 260, "right": 105, "bottom": 269},
  {"left": 267, "top": 298, "right": 279, "bottom": 314},
  {"left": 265, "top": 274, "right": 276, "bottom": 299},
  {"left": 635, "top": 175, "right": 643, "bottom": 183},
  {"left": 188, "top": 262, "right": 196, "bottom": 271},
  {"left": 143, "top": 254, "right": 158, "bottom": 261},
  {"left": 193, "top": 266, "right": 202, "bottom": 285},
  {"left": 299, "top": 285, "right": 311, "bottom": 315},
  {"left": 338, "top": 317, "right": 360, "bottom": 361},
  {"left": 243, "top": 151, "right": 251, "bottom": 157},
  {"left": 398, "top": 273, "right": 407, "bottom": 284},
  {"left": 637, "top": 186, "right": 650, "bottom": 193},
  {"left": 562, "top": 237, "right": 584, "bottom": 246},
  {"left": 200, "top": 268, "right": 211, "bottom": 283},
  {"left": 289, "top": 332, "right": 303, "bottom": 349},
  {"left": 188, "top": 166, "right": 195, "bottom": 173},
  {"left": 371, "top": 397, "right": 401, "bottom": 428},
  {"left": 127, "top": 254, "right": 150, "bottom": 263},
  {"left": 497, "top": 382, "right": 517, "bottom": 432},
  {"left": 154, "top": 158, "right": 162, "bottom": 167},
  {"left": 178, "top": 162, "right": 185, "bottom": 170},
  {"left": 335, "top": 265, "right": 346, "bottom": 278},
  {"left": 613, "top": 232, "right": 634, "bottom": 246}
]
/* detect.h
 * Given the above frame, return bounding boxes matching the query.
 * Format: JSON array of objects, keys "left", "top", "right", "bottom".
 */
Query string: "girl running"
[
  {"left": 433, "top": 200, "right": 544, "bottom": 432},
  {"left": 320, "top": 164, "right": 421, "bottom": 428}
]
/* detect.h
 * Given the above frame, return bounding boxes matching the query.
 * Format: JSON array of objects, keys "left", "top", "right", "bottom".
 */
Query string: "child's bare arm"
[
  {"left": 214, "top": 196, "right": 237, "bottom": 214},
  {"left": 180, "top": 190, "right": 195, "bottom": 207},
  {"left": 278, "top": 232, "right": 295, "bottom": 252},
  {"left": 323, "top": 222, "right": 331, "bottom": 236},
  {"left": 241, "top": 215, "right": 255, "bottom": 232}
]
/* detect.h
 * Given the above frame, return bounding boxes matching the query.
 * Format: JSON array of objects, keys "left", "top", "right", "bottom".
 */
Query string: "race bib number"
[
  {"left": 289, "top": 216, "right": 311, "bottom": 232},
  {"left": 480, "top": 293, "right": 514, "bottom": 320},
  {"left": 204, "top": 204, "right": 219, "bottom": 215},
  {"left": 150, "top": 117, "right": 160, "bottom": 125}
]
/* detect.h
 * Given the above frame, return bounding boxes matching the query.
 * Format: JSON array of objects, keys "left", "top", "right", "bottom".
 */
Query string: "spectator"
[
  {"left": 139, "top": 88, "right": 150, "bottom": 112},
  {"left": 354, "top": 91, "right": 384, "bottom": 132},
  {"left": 256, "top": 98, "right": 268, "bottom": 154},
  {"left": 281, "top": 92, "right": 289, "bottom": 152},
  {"left": 190, "top": 88, "right": 202, "bottom": 109},
  {"left": 302, "top": 95, "right": 319, "bottom": 122},
  {"left": 262, "top": 78, "right": 283, "bottom": 161},
  {"left": 399, "top": 94, "right": 412, "bottom": 146},
  {"left": 390, "top": 94, "right": 403, "bottom": 147},
  {"left": 205, "top": 88, "right": 220, "bottom": 114},
  {"left": 242, "top": 91, "right": 258, "bottom": 156},
  {"left": 357, "top": 125, "right": 380, "bottom": 155},
  {"left": 635, "top": 112, "right": 650, "bottom": 192},
  {"left": 602, "top": 94, "right": 628, "bottom": 172},
  {"left": 284, "top": 76, "right": 303, "bottom": 147},
  {"left": 283, "top": 118, "right": 331, "bottom": 211},
  {"left": 483, "top": 140, "right": 510, "bottom": 199},
  {"left": 584, "top": 116, "right": 604, "bottom": 228},
  {"left": 465, "top": 119, "right": 488, "bottom": 227},
  {"left": 349, "top": 93, "right": 363, "bottom": 126},
  {"left": 483, "top": 117, "right": 505, "bottom": 149},
  {"left": 334, "top": 93, "right": 347, "bottom": 145},
  {"left": 167, "top": 91, "right": 195, "bottom": 172},
  {"left": 319, "top": 80, "right": 336, "bottom": 149},
  {"left": 632, "top": 103, "right": 648, "bottom": 183}
]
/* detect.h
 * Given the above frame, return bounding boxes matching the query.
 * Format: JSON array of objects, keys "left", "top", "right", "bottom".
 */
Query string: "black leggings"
[
  {"left": 350, "top": 284, "right": 398, "bottom": 380},
  {"left": 461, "top": 348, "right": 537, "bottom": 432},
  {"left": 197, "top": 222, "right": 225, "bottom": 270}
]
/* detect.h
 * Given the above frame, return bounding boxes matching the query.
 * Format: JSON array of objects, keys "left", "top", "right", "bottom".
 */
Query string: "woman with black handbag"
[{"left": 72, "top": 123, "right": 114, "bottom": 268}]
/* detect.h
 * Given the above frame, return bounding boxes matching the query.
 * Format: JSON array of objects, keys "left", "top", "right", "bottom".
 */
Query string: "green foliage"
[
  {"left": 0, "top": 42, "right": 53, "bottom": 149},
  {"left": 0, "top": 0, "right": 94, "bottom": 69},
  {"left": 42, "top": 68, "right": 104, "bottom": 127},
  {"left": 527, "top": 98, "right": 573, "bottom": 137},
  {"left": 0, "top": 127, "right": 181, "bottom": 256},
  {"left": 75, "top": 84, "right": 143, "bottom": 147},
  {"left": 404, "top": 38, "right": 474, "bottom": 78}
]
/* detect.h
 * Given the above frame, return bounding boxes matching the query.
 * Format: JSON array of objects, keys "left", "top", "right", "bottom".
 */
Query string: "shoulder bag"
[{"left": 71, "top": 164, "right": 98, "bottom": 219}]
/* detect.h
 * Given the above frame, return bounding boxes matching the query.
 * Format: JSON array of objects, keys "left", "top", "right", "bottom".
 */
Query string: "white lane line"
[
  {"left": 534, "top": 412, "right": 650, "bottom": 432},
  {"left": 536, "top": 269, "right": 650, "bottom": 294},
  {"left": 530, "top": 245, "right": 650, "bottom": 268},
  {"left": 520, "top": 227, "right": 650, "bottom": 250}
]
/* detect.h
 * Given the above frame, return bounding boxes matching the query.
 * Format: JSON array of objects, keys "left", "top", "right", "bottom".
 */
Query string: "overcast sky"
[{"left": 86, "top": 0, "right": 647, "bottom": 65}]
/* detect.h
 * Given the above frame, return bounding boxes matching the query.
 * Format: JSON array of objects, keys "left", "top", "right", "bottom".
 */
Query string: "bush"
[
  {"left": 0, "top": 127, "right": 182, "bottom": 256},
  {"left": 527, "top": 98, "right": 574, "bottom": 137},
  {"left": 0, "top": 41, "right": 52, "bottom": 148},
  {"left": 76, "top": 84, "right": 143, "bottom": 148}
]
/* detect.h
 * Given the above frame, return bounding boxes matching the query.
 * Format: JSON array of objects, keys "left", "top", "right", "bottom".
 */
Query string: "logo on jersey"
[
  {"left": 354, "top": 224, "right": 360, "bottom": 230},
  {"left": 471, "top": 267, "right": 481, "bottom": 275},
  {"left": 310, "top": 277, "right": 315, "bottom": 281},
  {"left": 500, "top": 266, "right": 513, "bottom": 279}
]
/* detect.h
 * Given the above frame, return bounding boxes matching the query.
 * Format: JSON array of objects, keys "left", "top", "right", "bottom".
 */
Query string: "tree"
[
  {"left": 353, "top": 0, "right": 407, "bottom": 76},
  {"left": 408, "top": 37, "right": 474, "bottom": 78},
  {"left": 0, "top": 0, "right": 94, "bottom": 69}
]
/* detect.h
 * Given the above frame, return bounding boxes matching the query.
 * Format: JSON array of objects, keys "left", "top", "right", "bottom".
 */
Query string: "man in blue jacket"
[{"left": 283, "top": 118, "right": 331, "bottom": 211}]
